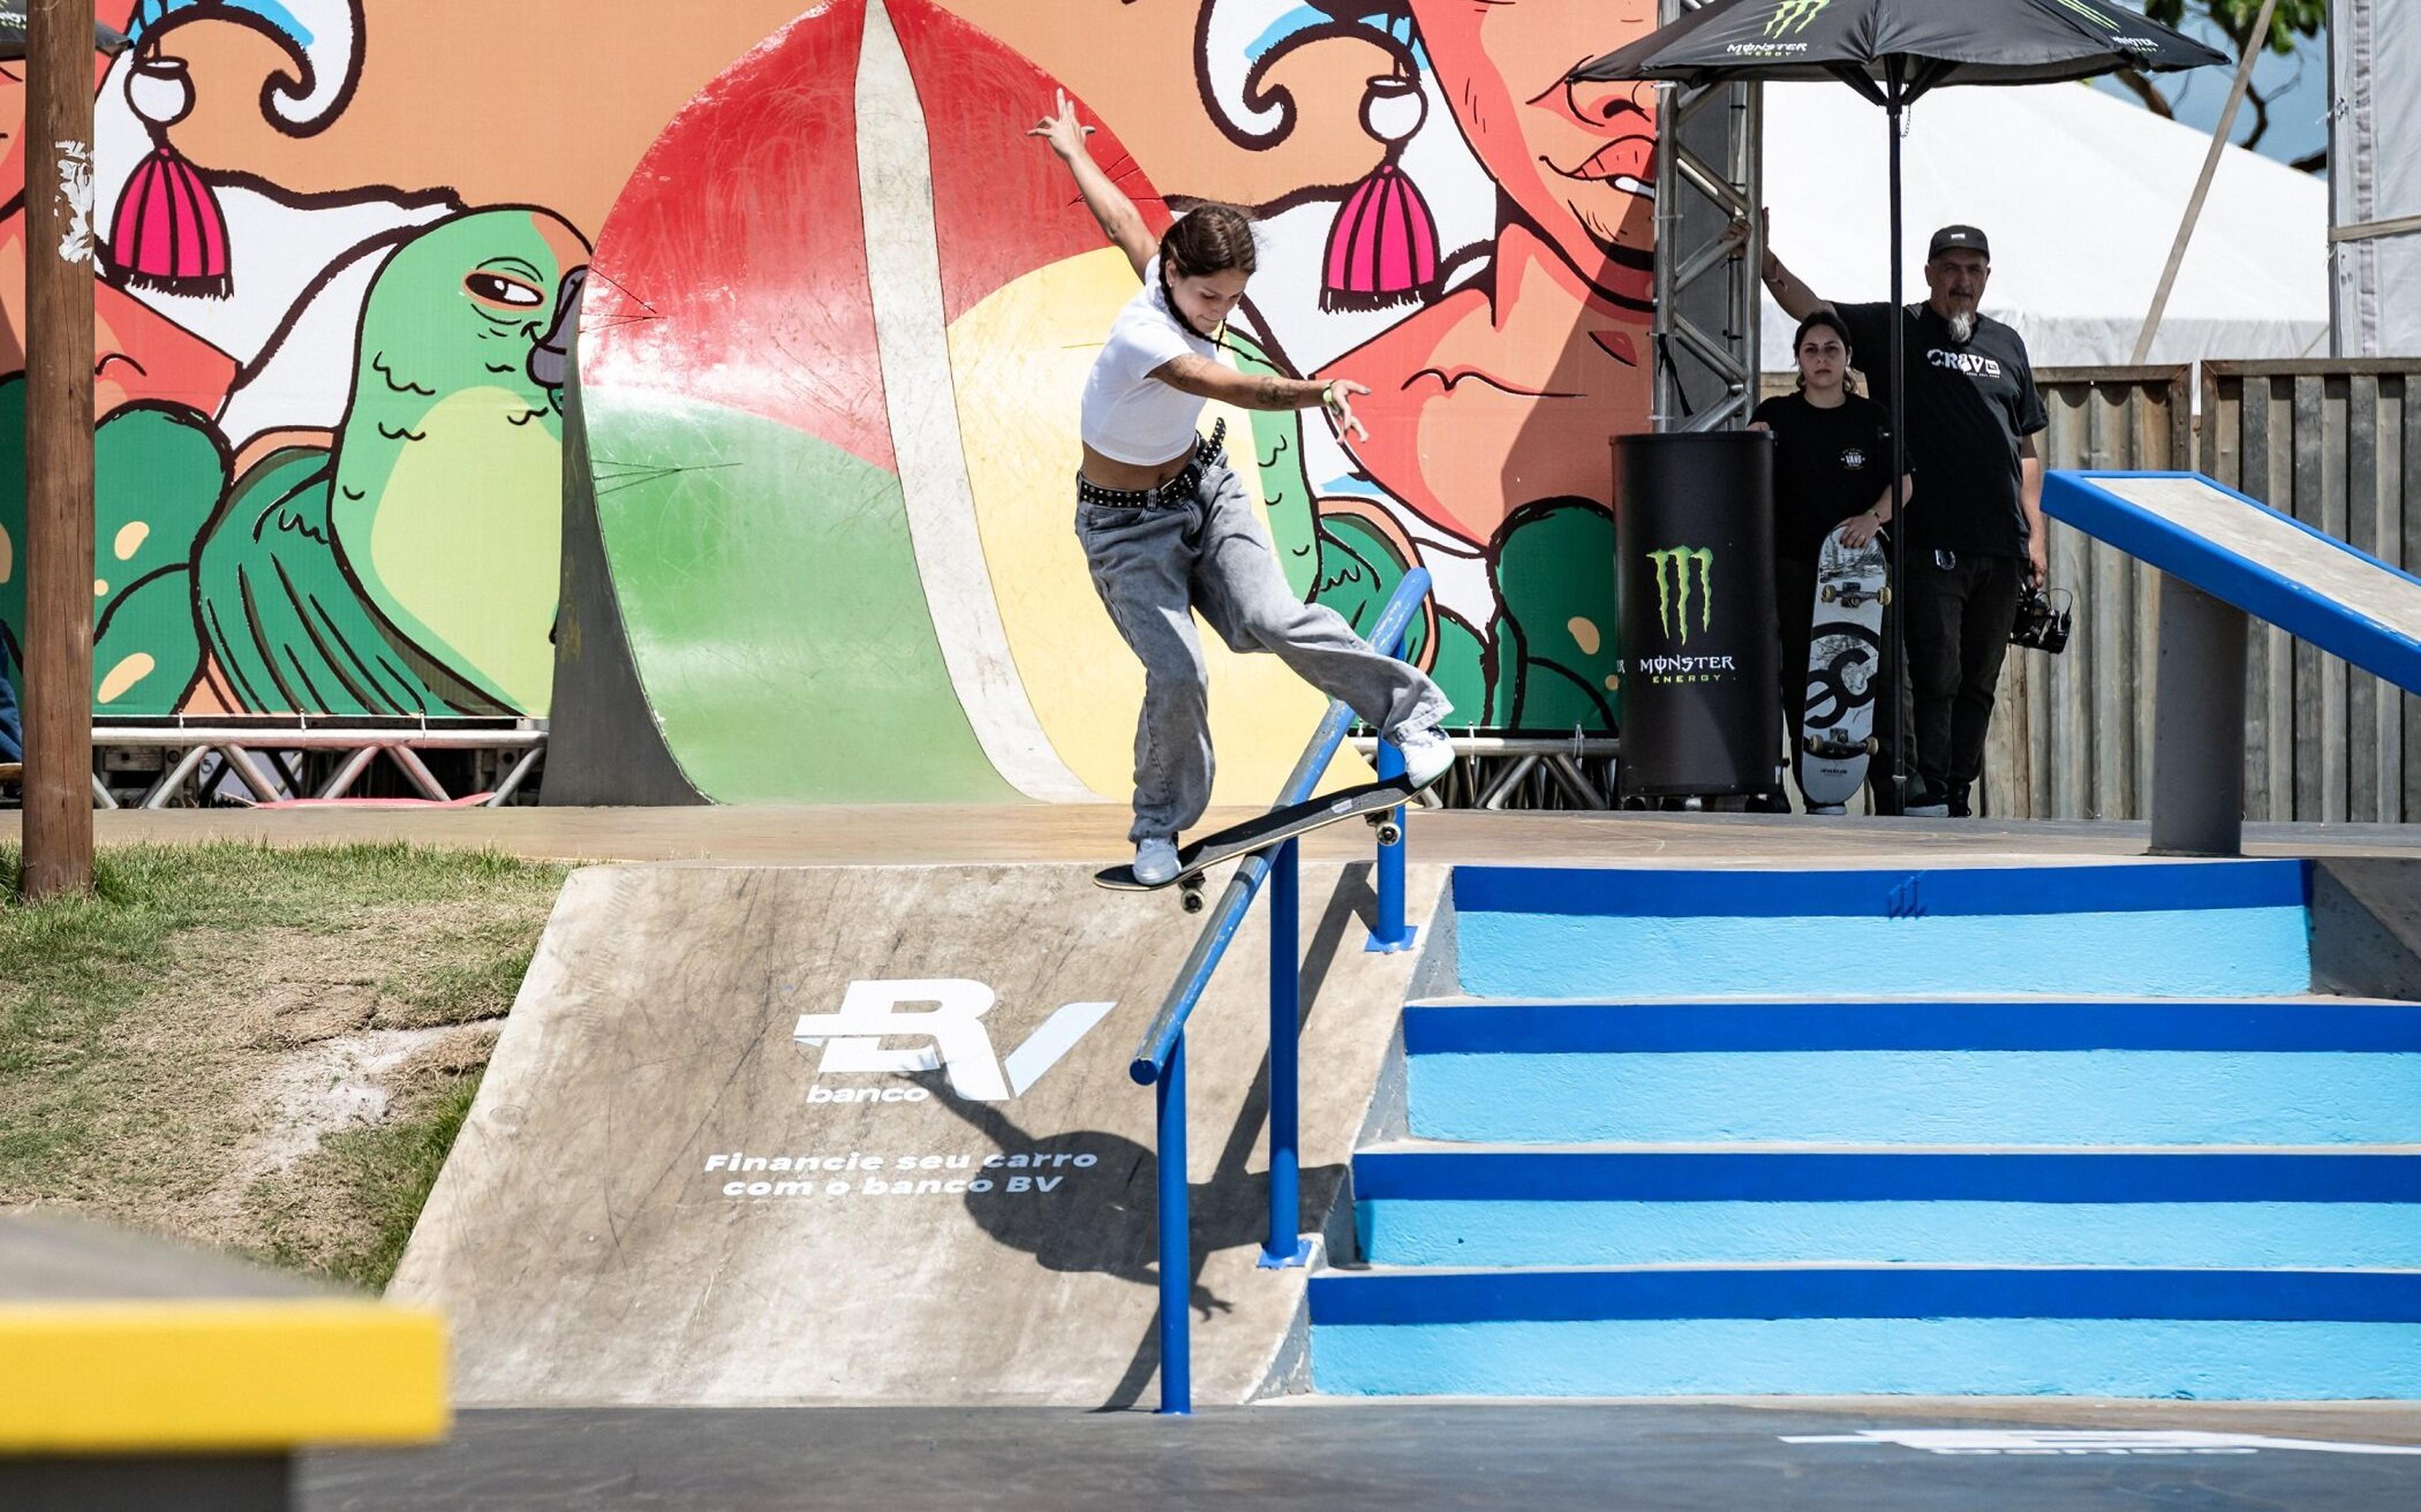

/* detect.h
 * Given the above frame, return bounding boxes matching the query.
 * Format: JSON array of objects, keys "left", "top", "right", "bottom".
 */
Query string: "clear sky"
[{"left": 2091, "top": 6, "right": 2330, "bottom": 173}]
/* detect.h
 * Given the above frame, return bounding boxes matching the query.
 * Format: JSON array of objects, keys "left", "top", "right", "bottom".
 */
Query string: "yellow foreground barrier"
[{"left": 0, "top": 1214, "right": 447, "bottom": 1509}]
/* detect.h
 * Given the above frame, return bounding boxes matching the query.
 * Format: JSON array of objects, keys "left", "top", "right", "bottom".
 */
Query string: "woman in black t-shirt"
[{"left": 1751, "top": 311, "right": 1907, "bottom": 812}]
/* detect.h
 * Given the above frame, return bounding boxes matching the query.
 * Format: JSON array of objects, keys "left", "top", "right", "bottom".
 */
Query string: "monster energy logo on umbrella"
[
  {"left": 1766, "top": 0, "right": 1829, "bottom": 37},
  {"left": 2045, "top": 0, "right": 2122, "bottom": 30},
  {"left": 1646, "top": 546, "right": 1716, "bottom": 643}
]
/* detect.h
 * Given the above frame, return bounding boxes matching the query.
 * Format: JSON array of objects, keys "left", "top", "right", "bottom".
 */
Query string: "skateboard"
[
  {"left": 1095, "top": 775, "right": 1422, "bottom": 912},
  {"left": 1799, "top": 524, "right": 1888, "bottom": 811}
]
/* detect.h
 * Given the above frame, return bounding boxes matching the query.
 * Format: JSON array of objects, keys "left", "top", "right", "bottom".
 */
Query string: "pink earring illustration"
[
  {"left": 1321, "top": 67, "right": 1440, "bottom": 312},
  {"left": 110, "top": 54, "right": 233, "bottom": 299}
]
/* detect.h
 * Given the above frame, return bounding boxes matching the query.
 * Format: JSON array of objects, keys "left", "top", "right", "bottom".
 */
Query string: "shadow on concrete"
[{"left": 922, "top": 863, "right": 1378, "bottom": 1410}]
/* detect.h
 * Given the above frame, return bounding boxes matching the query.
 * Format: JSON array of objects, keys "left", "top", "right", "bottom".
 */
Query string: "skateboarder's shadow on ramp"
[{"left": 919, "top": 863, "right": 1377, "bottom": 1411}]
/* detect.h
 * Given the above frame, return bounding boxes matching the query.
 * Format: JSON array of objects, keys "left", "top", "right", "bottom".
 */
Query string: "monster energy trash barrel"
[{"left": 1613, "top": 431, "right": 1779, "bottom": 799}]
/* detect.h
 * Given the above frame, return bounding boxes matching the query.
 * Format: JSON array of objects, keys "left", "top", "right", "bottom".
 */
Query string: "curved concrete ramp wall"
[
  {"left": 572, "top": 0, "right": 1357, "bottom": 804},
  {"left": 390, "top": 862, "right": 1442, "bottom": 1407},
  {"left": 563, "top": 0, "right": 1656, "bottom": 804}
]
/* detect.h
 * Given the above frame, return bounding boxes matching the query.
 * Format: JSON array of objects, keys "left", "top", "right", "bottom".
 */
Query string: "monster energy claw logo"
[
  {"left": 2046, "top": 0, "right": 2121, "bottom": 30},
  {"left": 1647, "top": 546, "right": 1716, "bottom": 643},
  {"left": 1766, "top": 0, "right": 1828, "bottom": 38}
]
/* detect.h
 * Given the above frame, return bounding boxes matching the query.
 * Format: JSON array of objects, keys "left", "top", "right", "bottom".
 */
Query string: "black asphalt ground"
[{"left": 303, "top": 1403, "right": 2421, "bottom": 1511}]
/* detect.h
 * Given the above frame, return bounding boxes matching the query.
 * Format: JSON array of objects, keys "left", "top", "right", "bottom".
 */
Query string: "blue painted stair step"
[
  {"left": 1353, "top": 1146, "right": 2421, "bottom": 1270},
  {"left": 1451, "top": 862, "right": 2313, "bottom": 999},
  {"left": 1308, "top": 1266, "right": 2421, "bottom": 1399},
  {"left": 1310, "top": 858, "right": 2421, "bottom": 1400},
  {"left": 1402, "top": 1000, "right": 2421, "bottom": 1145}
]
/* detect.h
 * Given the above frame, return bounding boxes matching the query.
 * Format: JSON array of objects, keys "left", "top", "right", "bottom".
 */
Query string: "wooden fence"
[
  {"left": 1977, "top": 367, "right": 2190, "bottom": 821},
  {"left": 1762, "top": 362, "right": 2421, "bottom": 822},
  {"left": 2196, "top": 362, "right": 2421, "bottom": 824}
]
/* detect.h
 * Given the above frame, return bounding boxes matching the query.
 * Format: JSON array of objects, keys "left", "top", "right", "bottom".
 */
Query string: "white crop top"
[{"left": 1079, "top": 257, "right": 1220, "bottom": 466}]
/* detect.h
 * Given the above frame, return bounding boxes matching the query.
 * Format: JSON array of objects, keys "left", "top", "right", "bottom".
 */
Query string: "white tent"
[
  {"left": 1760, "top": 80, "right": 2328, "bottom": 371},
  {"left": 2331, "top": 0, "right": 2421, "bottom": 356}
]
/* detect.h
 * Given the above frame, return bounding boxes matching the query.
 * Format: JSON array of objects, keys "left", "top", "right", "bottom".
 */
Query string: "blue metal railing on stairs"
[{"left": 1125, "top": 568, "right": 1431, "bottom": 1416}]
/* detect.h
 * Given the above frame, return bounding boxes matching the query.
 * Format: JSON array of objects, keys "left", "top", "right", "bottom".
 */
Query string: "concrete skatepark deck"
[{"left": 390, "top": 861, "right": 1443, "bottom": 1407}]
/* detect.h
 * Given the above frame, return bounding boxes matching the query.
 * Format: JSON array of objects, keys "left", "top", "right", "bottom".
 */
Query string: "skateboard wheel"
[
  {"left": 1819, "top": 586, "right": 1837, "bottom": 603},
  {"left": 1865, "top": 736, "right": 1880, "bottom": 756},
  {"left": 1878, "top": 587, "right": 1892, "bottom": 606},
  {"left": 1375, "top": 822, "right": 1403, "bottom": 848},
  {"left": 1180, "top": 887, "right": 1205, "bottom": 915}
]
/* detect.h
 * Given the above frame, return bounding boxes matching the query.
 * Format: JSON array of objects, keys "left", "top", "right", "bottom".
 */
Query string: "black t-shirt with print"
[
  {"left": 1835, "top": 301, "right": 2047, "bottom": 560},
  {"left": 1753, "top": 390, "right": 1891, "bottom": 568}
]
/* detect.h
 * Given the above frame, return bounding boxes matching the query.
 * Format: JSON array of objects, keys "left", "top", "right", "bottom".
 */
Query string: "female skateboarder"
[{"left": 1033, "top": 91, "right": 1454, "bottom": 884}]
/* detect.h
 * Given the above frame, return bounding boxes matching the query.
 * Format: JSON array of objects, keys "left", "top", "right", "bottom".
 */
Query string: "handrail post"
[
  {"left": 1366, "top": 737, "right": 1416, "bottom": 953},
  {"left": 1259, "top": 839, "right": 1309, "bottom": 1268},
  {"left": 1156, "top": 1032, "right": 1190, "bottom": 1414},
  {"left": 1127, "top": 567, "right": 1431, "bottom": 1414}
]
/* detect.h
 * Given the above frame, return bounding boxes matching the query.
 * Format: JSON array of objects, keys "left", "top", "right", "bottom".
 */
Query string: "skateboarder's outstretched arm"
[{"left": 1030, "top": 89, "right": 1156, "bottom": 280}]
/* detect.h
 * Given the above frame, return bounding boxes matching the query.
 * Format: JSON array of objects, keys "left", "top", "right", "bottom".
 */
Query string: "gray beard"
[{"left": 1946, "top": 311, "right": 1978, "bottom": 343}]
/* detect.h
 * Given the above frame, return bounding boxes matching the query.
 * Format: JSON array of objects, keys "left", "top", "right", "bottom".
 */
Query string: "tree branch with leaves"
[{"left": 2122, "top": 0, "right": 2326, "bottom": 163}]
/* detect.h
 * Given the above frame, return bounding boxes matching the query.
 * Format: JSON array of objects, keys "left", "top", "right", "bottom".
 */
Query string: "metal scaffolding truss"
[
  {"left": 1651, "top": 0, "right": 1763, "bottom": 433},
  {"left": 80, "top": 719, "right": 547, "bottom": 810}
]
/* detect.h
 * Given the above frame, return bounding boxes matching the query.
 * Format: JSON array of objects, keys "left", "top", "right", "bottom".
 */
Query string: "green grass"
[{"left": 0, "top": 840, "right": 565, "bottom": 1288}]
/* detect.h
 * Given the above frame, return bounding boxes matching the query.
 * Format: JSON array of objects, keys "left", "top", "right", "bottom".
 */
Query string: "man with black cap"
[{"left": 1748, "top": 217, "right": 2048, "bottom": 818}]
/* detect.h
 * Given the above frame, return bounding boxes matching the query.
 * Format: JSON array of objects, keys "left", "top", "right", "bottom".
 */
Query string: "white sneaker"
[
  {"left": 1133, "top": 837, "right": 1181, "bottom": 886},
  {"left": 1392, "top": 725, "right": 1455, "bottom": 790}
]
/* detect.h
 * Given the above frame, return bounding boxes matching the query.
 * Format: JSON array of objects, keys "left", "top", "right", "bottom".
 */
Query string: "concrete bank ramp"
[{"left": 390, "top": 862, "right": 1442, "bottom": 1407}]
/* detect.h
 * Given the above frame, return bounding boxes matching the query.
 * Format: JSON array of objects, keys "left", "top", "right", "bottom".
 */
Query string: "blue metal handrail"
[{"left": 1127, "top": 568, "right": 1431, "bottom": 1414}]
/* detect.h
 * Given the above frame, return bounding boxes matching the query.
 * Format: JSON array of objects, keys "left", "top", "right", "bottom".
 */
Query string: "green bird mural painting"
[{"left": 195, "top": 206, "right": 592, "bottom": 717}]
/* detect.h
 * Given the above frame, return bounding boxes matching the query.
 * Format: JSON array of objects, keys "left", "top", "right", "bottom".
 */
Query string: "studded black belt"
[{"left": 1079, "top": 420, "right": 1226, "bottom": 511}]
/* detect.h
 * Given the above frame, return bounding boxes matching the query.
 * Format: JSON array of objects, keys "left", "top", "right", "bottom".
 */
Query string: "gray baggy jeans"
[{"left": 1076, "top": 457, "right": 1449, "bottom": 843}]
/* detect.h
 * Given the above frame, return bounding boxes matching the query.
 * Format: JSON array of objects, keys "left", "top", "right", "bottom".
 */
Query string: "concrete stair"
[{"left": 1307, "top": 861, "right": 2421, "bottom": 1399}]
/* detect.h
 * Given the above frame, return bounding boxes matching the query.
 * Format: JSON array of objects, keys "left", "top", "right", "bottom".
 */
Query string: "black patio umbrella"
[
  {"left": 1576, "top": 0, "right": 2224, "bottom": 807},
  {"left": 0, "top": 3, "right": 132, "bottom": 62}
]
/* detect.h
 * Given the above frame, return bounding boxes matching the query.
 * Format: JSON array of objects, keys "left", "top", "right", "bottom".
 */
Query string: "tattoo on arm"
[{"left": 1252, "top": 376, "right": 1290, "bottom": 409}]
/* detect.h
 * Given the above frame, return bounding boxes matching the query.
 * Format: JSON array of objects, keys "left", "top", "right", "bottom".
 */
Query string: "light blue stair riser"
[
  {"left": 1310, "top": 1317, "right": 2421, "bottom": 1399},
  {"left": 1456, "top": 912, "right": 2313, "bottom": 999},
  {"left": 1449, "top": 862, "right": 2314, "bottom": 1000},
  {"left": 1360, "top": 1200, "right": 2421, "bottom": 1270},
  {"left": 1405, "top": 1050, "right": 2421, "bottom": 1144}
]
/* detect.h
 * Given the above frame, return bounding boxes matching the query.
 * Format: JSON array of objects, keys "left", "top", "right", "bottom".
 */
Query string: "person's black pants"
[
  {"left": 1903, "top": 551, "right": 2026, "bottom": 808},
  {"left": 1775, "top": 554, "right": 1917, "bottom": 813}
]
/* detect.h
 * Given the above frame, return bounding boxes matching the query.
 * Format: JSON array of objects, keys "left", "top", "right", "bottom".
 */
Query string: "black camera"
[{"left": 2009, "top": 585, "right": 2072, "bottom": 654}]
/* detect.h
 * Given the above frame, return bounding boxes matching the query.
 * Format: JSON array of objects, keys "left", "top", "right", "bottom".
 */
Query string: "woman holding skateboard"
[
  {"left": 1750, "top": 311, "right": 1924, "bottom": 815},
  {"left": 1032, "top": 91, "right": 1454, "bottom": 884}
]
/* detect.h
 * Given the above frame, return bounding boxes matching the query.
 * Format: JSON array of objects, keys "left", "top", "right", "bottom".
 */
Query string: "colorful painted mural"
[
  {"left": 578, "top": 0, "right": 1656, "bottom": 802},
  {"left": 1, "top": 0, "right": 1655, "bottom": 803},
  {"left": 0, "top": 0, "right": 816, "bottom": 718}
]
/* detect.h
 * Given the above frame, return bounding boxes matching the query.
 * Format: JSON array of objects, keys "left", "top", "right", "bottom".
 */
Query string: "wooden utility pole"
[{"left": 19, "top": 0, "right": 97, "bottom": 900}]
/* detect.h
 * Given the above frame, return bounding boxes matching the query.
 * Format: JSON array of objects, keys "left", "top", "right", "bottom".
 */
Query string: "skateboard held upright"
[{"left": 1800, "top": 525, "right": 1888, "bottom": 812}]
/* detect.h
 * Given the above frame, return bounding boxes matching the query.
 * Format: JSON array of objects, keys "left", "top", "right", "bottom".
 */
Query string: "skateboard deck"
[
  {"left": 1800, "top": 526, "right": 1888, "bottom": 809},
  {"left": 1095, "top": 775, "right": 1422, "bottom": 909}
]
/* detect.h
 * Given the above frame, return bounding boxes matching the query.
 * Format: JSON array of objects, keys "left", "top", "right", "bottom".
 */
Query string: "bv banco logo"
[
  {"left": 792, "top": 979, "right": 1113, "bottom": 1103},
  {"left": 1646, "top": 546, "right": 1716, "bottom": 643}
]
